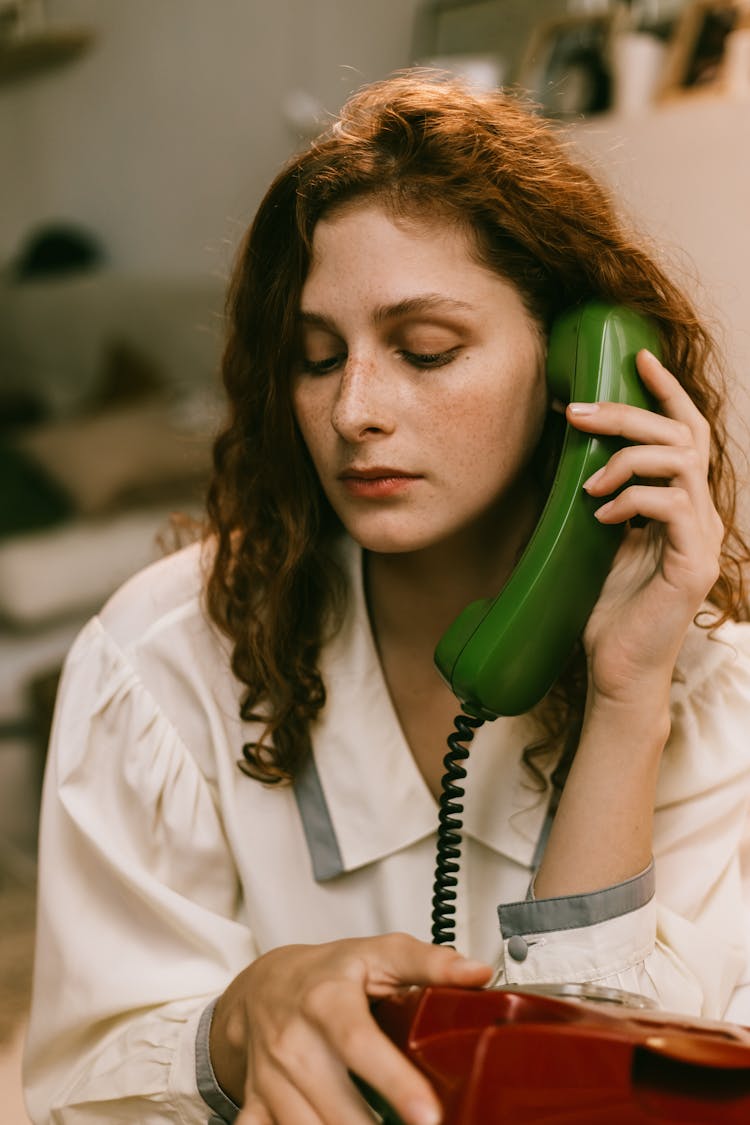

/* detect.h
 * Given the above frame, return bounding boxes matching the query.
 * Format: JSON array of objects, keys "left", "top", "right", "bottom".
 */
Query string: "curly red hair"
[{"left": 204, "top": 71, "right": 748, "bottom": 785}]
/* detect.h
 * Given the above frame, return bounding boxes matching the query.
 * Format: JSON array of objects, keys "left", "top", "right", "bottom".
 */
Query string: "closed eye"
[
  {"left": 401, "top": 348, "right": 460, "bottom": 369},
  {"left": 300, "top": 354, "right": 346, "bottom": 375},
  {"left": 299, "top": 347, "right": 460, "bottom": 374}
]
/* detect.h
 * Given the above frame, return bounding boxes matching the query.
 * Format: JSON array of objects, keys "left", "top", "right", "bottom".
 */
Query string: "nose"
[{"left": 331, "top": 353, "right": 395, "bottom": 442}]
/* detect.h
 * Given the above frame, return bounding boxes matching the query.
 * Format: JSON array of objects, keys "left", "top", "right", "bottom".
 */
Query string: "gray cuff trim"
[
  {"left": 498, "top": 859, "right": 655, "bottom": 938},
  {"left": 293, "top": 750, "right": 344, "bottom": 882},
  {"left": 196, "top": 998, "right": 240, "bottom": 1124}
]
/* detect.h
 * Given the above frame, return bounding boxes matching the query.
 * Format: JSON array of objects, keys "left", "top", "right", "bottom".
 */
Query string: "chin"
[{"left": 341, "top": 516, "right": 450, "bottom": 557}]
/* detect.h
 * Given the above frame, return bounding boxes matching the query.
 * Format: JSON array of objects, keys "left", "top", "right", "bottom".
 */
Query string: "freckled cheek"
[{"left": 433, "top": 380, "right": 547, "bottom": 481}]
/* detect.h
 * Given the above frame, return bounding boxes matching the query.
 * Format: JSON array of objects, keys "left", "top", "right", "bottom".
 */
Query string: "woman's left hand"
[{"left": 567, "top": 348, "right": 724, "bottom": 709}]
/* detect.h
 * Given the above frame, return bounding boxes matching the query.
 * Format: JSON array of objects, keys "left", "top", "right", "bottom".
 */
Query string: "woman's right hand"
[{"left": 209, "top": 932, "right": 492, "bottom": 1125}]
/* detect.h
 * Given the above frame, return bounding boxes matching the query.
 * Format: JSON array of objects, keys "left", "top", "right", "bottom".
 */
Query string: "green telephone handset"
[{"left": 434, "top": 302, "right": 661, "bottom": 720}]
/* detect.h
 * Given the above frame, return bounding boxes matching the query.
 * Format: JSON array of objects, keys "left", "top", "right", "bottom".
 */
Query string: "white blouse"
[{"left": 23, "top": 537, "right": 750, "bottom": 1124}]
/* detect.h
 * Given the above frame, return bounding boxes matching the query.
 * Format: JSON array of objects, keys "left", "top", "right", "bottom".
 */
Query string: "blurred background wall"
[
  {"left": 0, "top": 0, "right": 684, "bottom": 275},
  {"left": 0, "top": 0, "right": 429, "bottom": 275}
]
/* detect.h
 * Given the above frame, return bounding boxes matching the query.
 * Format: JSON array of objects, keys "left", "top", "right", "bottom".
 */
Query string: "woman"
[{"left": 25, "top": 73, "right": 750, "bottom": 1125}]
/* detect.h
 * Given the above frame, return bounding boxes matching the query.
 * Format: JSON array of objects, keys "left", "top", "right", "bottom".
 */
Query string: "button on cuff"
[{"left": 507, "top": 935, "right": 529, "bottom": 962}]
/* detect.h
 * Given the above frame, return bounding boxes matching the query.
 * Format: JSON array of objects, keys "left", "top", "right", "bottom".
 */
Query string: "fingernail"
[
  {"left": 568, "top": 402, "right": 599, "bottom": 415},
  {"left": 583, "top": 467, "right": 605, "bottom": 492},
  {"left": 594, "top": 501, "right": 613, "bottom": 520}
]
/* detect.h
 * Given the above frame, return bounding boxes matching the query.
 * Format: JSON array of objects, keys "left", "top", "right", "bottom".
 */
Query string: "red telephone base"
[{"left": 362, "top": 986, "right": 750, "bottom": 1124}]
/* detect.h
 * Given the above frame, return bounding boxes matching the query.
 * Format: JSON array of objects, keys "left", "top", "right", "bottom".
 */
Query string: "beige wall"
[{"left": 569, "top": 96, "right": 750, "bottom": 522}]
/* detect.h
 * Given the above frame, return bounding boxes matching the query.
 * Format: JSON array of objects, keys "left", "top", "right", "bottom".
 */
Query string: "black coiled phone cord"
[{"left": 430, "top": 709, "right": 485, "bottom": 946}]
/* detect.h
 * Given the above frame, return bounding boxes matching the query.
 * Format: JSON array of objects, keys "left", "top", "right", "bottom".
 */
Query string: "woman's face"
[{"left": 292, "top": 202, "right": 548, "bottom": 557}]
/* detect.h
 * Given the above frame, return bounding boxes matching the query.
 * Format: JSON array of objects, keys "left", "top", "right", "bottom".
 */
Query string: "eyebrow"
[{"left": 297, "top": 294, "right": 475, "bottom": 332}]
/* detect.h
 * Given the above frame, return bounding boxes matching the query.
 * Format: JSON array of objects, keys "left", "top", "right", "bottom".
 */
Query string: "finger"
[
  {"left": 582, "top": 443, "right": 709, "bottom": 504},
  {"left": 316, "top": 982, "right": 443, "bottom": 1125},
  {"left": 262, "top": 1066, "right": 356, "bottom": 1125},
  {"left": 360, "top": 932, "right": 493, "bottom": 997},
  {"left": 261, "top": 1031, "right": 387, "bottom": 1125},
  {"left": 244, "top": 1058, "right": 328, "bottom": 1125},
  {"left": 237, "top": 1090, "right": 275, "bottom": 1125},
  {"left": 593, "top": 485, "right": 721, "bottom": 590},
  {"left": 635, "top": 349, "right": 711, "bottom": 457},
  {"left": 567, "top": 349, "right": 711, "bottom": 459},
  {"left": 594, "top": 483, "right": 691, "bottom": 531},
  {"left": 593, "top": 478, "right": 722, "bottom": 542},
  {"left": 567, "top": 399, "right": 697, "bottom": 457}
]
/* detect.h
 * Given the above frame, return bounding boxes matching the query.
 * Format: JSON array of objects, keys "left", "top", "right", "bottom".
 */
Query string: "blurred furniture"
[{"left": 0, "top": 271, "right": 224, "bottom": 873}]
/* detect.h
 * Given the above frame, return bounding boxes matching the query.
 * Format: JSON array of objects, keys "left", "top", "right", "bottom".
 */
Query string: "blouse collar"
[{"left": 293, "top": 536, "right": 552, "bottom": 882}]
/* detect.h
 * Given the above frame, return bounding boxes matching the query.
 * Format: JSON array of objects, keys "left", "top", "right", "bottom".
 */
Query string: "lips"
[
  {"left": 337, "top": 466, "right": 423, "bottom": 499},
  {"left": 338, "top": 467, "right": 420, "bottom": 481}
]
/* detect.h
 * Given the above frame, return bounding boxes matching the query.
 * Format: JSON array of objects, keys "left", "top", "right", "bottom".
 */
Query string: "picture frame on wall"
[
  {"left": 658, "top": 0, "right": 746, "bottom": 98},
  {"left": 516, "top": 12, "right": 618, "bottom": 120}
]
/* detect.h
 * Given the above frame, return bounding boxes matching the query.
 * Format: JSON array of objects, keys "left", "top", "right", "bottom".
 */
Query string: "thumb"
[
  {"left": 425, "top": 945, "right": 494, "bottom": 987},
  {"left": 367, "top": 933, "right": 493, "bottom": 996}
]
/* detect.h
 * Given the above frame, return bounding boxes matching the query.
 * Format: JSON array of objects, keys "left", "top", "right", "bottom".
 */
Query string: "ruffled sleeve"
[
  {"left": 494, "top": 619, "right": 750, "bottom": 1018},
  {"left": 23, "top": 617, "right": 255, "bottom": 1124}
]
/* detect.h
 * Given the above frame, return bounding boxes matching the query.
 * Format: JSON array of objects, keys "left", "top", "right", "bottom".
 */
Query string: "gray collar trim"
[{"left": 293, "top": 750, "right": 345, "bottom": 882}]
